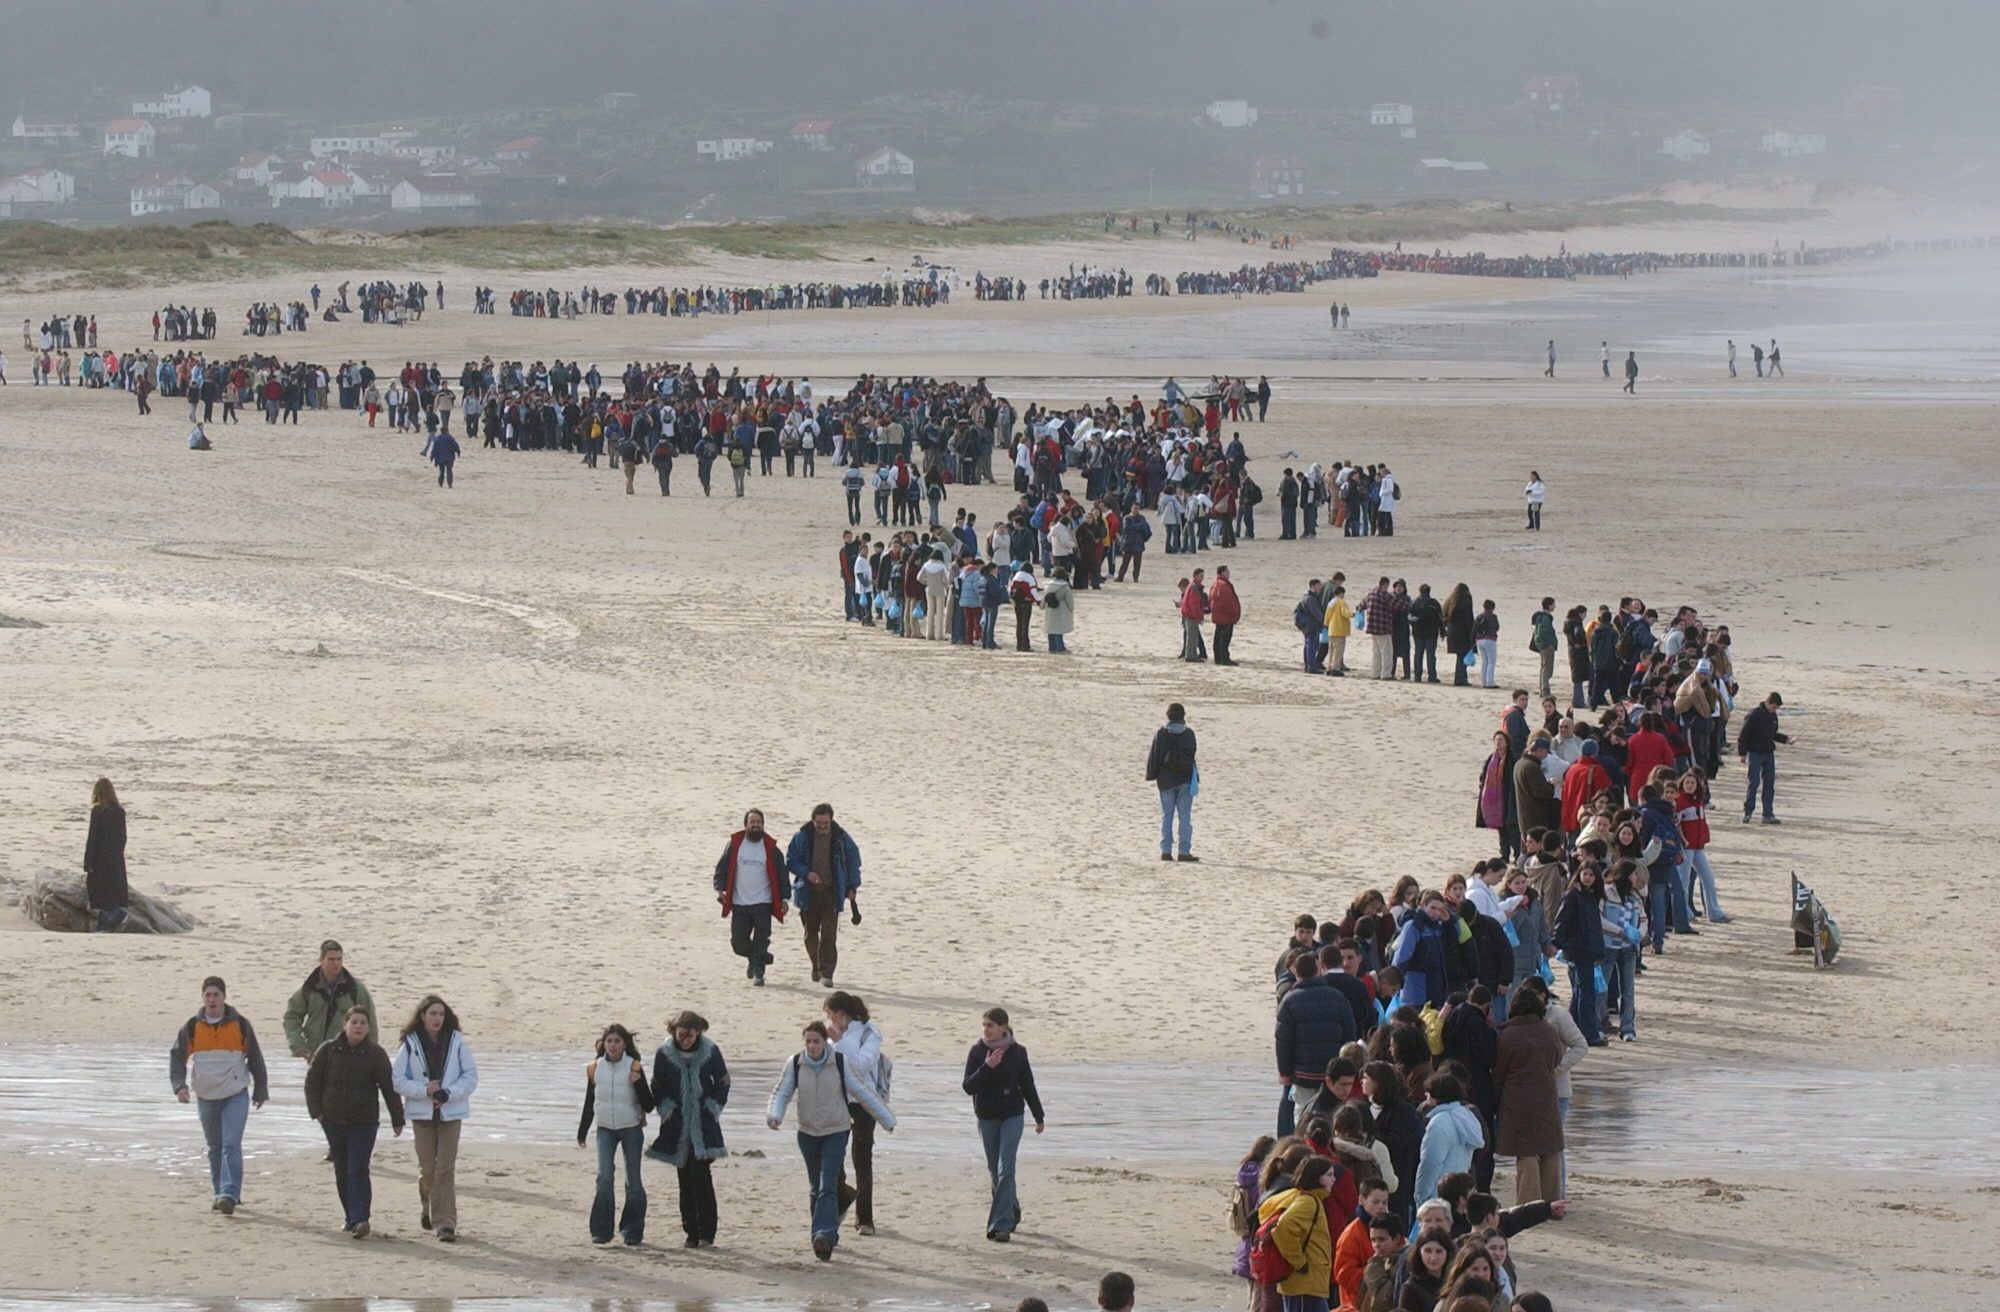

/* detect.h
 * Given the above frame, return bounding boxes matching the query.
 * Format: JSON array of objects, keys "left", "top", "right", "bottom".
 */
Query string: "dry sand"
[{"left": 2, "top": 236, "right": 1998, "bottom": 1311}]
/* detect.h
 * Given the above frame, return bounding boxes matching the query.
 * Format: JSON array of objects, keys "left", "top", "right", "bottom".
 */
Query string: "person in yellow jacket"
[
  {"left": 1255, "top": 1156, "right": 1335, "bottom": 1310},
  {"left": 1322, "top": 586, "right": 1355, "bottom": 677}
]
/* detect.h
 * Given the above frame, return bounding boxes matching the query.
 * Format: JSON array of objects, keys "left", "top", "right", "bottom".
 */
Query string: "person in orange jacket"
[{"left": 1333, "top": 1177, "right": 1393, "bottom": 1308}]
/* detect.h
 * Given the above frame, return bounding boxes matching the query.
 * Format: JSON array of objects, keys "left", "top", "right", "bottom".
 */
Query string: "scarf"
[
  {"left": 657, "top": 1036, "right": 723, "bottom": 1164},
  {"left": 982, "top": 1032, "right": 1015, "bottom": 1057},
  {"left": 1480, "top": 751, "right": 1509, "bottom": 829}
]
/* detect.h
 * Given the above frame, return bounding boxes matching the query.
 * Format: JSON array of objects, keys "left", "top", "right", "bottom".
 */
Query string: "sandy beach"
[{"left": 3, "top": 235, "right": 1998, "bottom": 1311}]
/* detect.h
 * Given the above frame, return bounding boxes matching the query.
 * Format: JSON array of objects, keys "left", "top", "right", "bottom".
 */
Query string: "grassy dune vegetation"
[{"left": 0, "top": 198, "right": 1814, "bottom": 289}]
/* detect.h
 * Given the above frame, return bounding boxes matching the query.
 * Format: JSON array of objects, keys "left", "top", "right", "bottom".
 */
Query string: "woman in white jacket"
[
  {"left": 392, "top": 995, "right": 478, "bottom": 1242},
  {"left": 824, "top": 992, "right": 888, "bottom": 1236},
  {"left": 767, "top": 1020, "right": 894, "bottom": 1261}
]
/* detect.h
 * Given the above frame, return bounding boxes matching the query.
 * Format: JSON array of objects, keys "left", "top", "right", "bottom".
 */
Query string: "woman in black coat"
[
  {"left": 1363, "top": 1059, "right": 1423, "bottom": 1222},
  {"left": 1443, "top": 583, "right": 1476, "bottom": 687},
  {"left": 1563, "top": 606, "right": 1592, "bottom": 708},
  {"left": 84, "top": 777, "right": 129, "bottom": 932}
]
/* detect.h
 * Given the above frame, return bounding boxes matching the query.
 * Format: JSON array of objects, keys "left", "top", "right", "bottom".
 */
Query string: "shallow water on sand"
[{"left": 1, "top": 1044, "right": 1991, "bottom": 1180}]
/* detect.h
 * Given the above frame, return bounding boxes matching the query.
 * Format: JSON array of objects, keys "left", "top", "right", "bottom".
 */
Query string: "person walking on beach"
[
  {"left": 1751, "top": 341, "right": 1765, "bottom": 377},
  {"left": 727, "top": 439, "right": 749, "bottom": 496},
  {"left": 427, "top": 428, "right": 460, "bottom": 488},
  {"left": 1622, "top": 351, "right": 1638, "bottom": 395},
  {"left": 577, "top": 1023, "right": 655, "bottom": 1246},
  {"left": 1524, "top": 472, "right": 1545, "bottom": 531},
  {"left": 826, "top": 992, "right": 890, "bottom": 1236},
  {"left": 1544, "top": 340, "right": 1555, "bottom": 378},
  {"left": 1145, "top": 702, "right": 1199, "bottom": 862},
  {"left": 1600, "top": 341, "right": 1611, "bottom": 379},
  {"left": 964, "top": 1007, "right": 1046, "bottom": 1244},
  {"left": 82, "top": 777, "right": 130, "bottom": 932},
  {"left": 392, "top": 994, "right": 478, "bottom": 1241},
  {"left": 1727, "top": 339, "right": 1738, "bottom": 377},
  {"left": 787, "top": 803, "right": 863, "bottom": 987},
  {"left": 767, "top": 1019, "right": 896, "bottom": 1261},
  {"left": 168, "top": 976, "right": 270, "bottom": 1215},
  {"left": 1768, "top": 339, "right": 1783, "bottom": 377},
  {"left": 284, "top": 940, "right": 379, "bottom": 1062},
  {"left": 303, "top": 1004, "right": 404, "bottom": 1237},
  {"left": 646, "top": 1011, "right": 730, "bottom": 1248},
  {"left": 1179, "top": 568, "right": 1209, "bottom": 662},
  {"left": 715, "top": 809, "right": 787, "bottom": 986},
  {"left": 1738, "top": 692, "right": 1793, "bottom": 823}
]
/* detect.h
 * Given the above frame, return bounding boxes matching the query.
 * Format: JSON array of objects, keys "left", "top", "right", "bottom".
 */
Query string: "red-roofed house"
[
  {"left": 104, "top": 118, "right": 157, "bottom": 158},
  {"left": 854, "top": 145, "right": 914, "bottom": 190},
  {"left": 494, "top": 135, "right": 543, "bottom": 161},
  {"left": 233, "top": 152, "right": 283, "bottom": 189},
  {"left": 790, "top": 120, "right": 833, "bottom": 151}
]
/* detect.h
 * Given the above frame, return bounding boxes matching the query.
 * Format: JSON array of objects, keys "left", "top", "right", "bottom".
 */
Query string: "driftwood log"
[{"left": 21, "top": 870, "right": 198, "bottom": 934}]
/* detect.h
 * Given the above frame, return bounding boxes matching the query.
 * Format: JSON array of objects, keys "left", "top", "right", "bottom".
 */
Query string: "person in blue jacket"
[
  {"left": 786, "top": 804, "right": 863, "bottom": 987},
  {"left": 1274, "top": 953, "right": 1358, "bottom": 1137},
  {"left": 1391, "top": 891, "right": 1452, "bottom": 1008},
  {"left": 1411, "top": 1072, "right": 1485, "bottom": 1212},
  {"left": 425, "top": 428, "right": 460, "bottom": 488},
  {"left": 1637, "top": 783, "right": 1693, "bottom": 949}
]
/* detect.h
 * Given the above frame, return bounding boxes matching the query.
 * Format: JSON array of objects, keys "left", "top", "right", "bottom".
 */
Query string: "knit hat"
[
  {"left": 1580, "top": 739, "right": 1599, "bottom": 756},
  {"left": 1695, "top": 658, "right": 1714, "bottom": 674}
]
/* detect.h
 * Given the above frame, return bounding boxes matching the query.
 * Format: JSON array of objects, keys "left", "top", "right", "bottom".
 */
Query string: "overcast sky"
[{"left": 2, "top": 0, "right": 1991, "bottom": 128}]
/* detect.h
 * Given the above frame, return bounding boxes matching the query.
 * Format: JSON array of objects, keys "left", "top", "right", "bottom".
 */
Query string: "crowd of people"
[
  {"left": 489, "top": 275, "right": 951, "bottom": 320},
  {"left": 241, "top": 301, "right": 311, "bottom": 336}
]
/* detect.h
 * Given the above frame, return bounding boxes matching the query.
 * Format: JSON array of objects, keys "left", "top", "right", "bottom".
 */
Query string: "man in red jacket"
[
  {"left": 1624, "top": 712, "right": 1678, "bottom": 802},
  {"left": 1209, "top": 565, "right": 1242, "bottom": 666},
  {"left": 1560, "top": 740, "right": 1614, "bottom": 836},
  {"left": 1179, "top": 568, "right": 1209, "bottom": 663},
  {"left": 712, "top": 810, "right": 787, "bottom": 986}
]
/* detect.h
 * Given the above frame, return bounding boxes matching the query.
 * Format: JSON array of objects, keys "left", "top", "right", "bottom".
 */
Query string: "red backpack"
[{"left": 1248, "top": 1191, "right": 1320, "bottom": 1285}]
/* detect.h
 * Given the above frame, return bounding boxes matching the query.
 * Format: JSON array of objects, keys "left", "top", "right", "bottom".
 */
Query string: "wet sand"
[{"left": 3, "top": 242, "right": 1999, "bottom": 1310}]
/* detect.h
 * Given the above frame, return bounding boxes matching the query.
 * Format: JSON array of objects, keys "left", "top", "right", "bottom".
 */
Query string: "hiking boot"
[
  {"left": 1177, "top": 853, "right": 1200, "bottom": 863},
  {"left": 812, "top": 1235, "right": 833, "bottom": 1261}
]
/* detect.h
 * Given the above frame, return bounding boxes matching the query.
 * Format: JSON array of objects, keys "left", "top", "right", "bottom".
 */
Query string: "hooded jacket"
[
  {"left": 283, "top": 968, "right": 379, "bottom": 1058},
  {"left": 647, "top": 1035, "right": 730, "bottom": 1165},
  {"left": 1412, "top": 1100, "right": 1484, "bottom": 1207},
  {"left": 1256, "top": 1186, "right": 1334, "bottom": 1297},
  {"left": 305, "top": 1033, "right": 404, "bottom": 1131},
  {"left": 1144, "top": 721, "right": 1197, "bottom": 791},
  {"left": 392, "top": 1027, "right": 478, "bottom": 1122}
]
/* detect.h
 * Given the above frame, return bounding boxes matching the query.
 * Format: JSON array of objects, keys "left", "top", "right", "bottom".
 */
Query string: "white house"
[
  {"left": 233, "top": 152, "right": 283, "bottom": 189},
  {"left": 103, "top": 118, "right": 157, "bottom": 158},
  {"left": 132, "top": 85, "right": 212, "bottom": 119},
  {"left": 390, "top": 176, "right": 480, "bottom": 210},
  {"left": 0, "top": 168, "right": 77, "bottom": 216},
  {"left": 853, "top": 146, "right": 915, "bottom": 190},
  {"left": 1205, "top": 99, "right": 1258, "bottom": 129},
  {"left": 493, "top": 136, "right": 542, "bottom": 161},
  {"left": 1370, "top": 103, "right": 1415, "bottom": 127},
  {"left": 11, "top": 116, "right": 81, "bottom": 142},
  {"left": 1762, "top": 130, "right": 1827, "bottom": 157},
  {"left": 129, "top": 171, "right": 220, "bottom": 216},
  {"left": 389, "top": 141, "right": 457, "bottom": 163},
  {"left": 790, "top": 120, "right": 833, "bottom": 151},
  {"left": 696, "top": 137, "right": 773, "bottom": 162},
  {"left": 310, "top": 133, "right": 392, "bottom": 158},
  {"left": 1660, "top": 130, "right": 1711, "bottom": 162}
]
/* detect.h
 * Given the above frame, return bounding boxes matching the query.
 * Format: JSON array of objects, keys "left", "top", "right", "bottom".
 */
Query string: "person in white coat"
[
  {"left": 1375, "top": 466, "right": 1399, "bottom": 537},
  {"left": 392, "top": 995, "right": 479, "bottom": 1241},
  {"left": 824, "top": 992, "right": 890, "bottom": 1235},
  {"left": 1524, "top": 472, "right": 1546, "bottom": 531},
  {"left": 767, "top": 1020, "right": 895, "bottom": 1261}
]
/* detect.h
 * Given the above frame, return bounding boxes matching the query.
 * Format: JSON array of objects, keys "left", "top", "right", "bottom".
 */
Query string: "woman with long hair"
[
  {"left": 391, "top": 995, "right": 478, "bottom": 1241},
  {"left": 962, "top": 1007, "right": 1046, "bottom": 1243},
  {"left": 1432, "top": 1242, "right": 1501, "bottom": 1311},
  {"left": 1602, "top": 860, "right": 1646, "bottom": 1041},
  {"left": 1256, "top": 1154, "right": 1336, "bottom": 1312},
  {"left": 1388, "top": 876, "right": 1422, "bottom": 926},
  {"left": 824, "top": 991, "right": 887, "bottom": 1236},
  {"left": 767, "top": 1019, "right": 895, "bottom": 1261},
  {"left": 1552, "top": 866, "right": 1609, "bottom": 1047},
  {"left": 1676, "top": 767, "right": 1729, "bottom": 923},
  {"left": 1443, "top": 584, "right": 1475, "bottom": 687},
  {"left": 83, "top": 777, "right": 129, "bottom": 932},
  {"left": 1397, "top": 1226, "right": 1454, "bottom": 1311},
  {"left": 1363, "top": 1061, "right": 1421, "bottom": 1223},
  {"left": 646, "top": 1010, "right": 730, "bottom": 1248},
  {"left": 1474, "top": 731, "right": 1515, "bottom": 861},
  {"left": 304, "top": 1004, "right": 403, "bottom": 1238},
  {"left": 1473, "top": 600, "right": 1502, "bottom": 690},
  {"left": 1231, "top": 1134, "right": 1279, "bottom": 1311},
  {"left": 577, "top": 1023, "right": 655, "bottom": 1246}
]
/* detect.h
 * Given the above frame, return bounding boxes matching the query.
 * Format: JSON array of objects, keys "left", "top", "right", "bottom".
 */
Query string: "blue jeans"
[
  {"left": 324, "top": 1120, "right": 378, "bottom": 1228},
  {"left": 982, "top": 604, "right": 1000, "bottom": 649},
  {"left": 1283, "top": 1297, "right": 1330, "bottom": 1312},
  {"left": 1610, "top": 945, "right": 1638, "bottom": 1038},
  {"left": 1047, "top": 633, "right": 1066, "bottom": 653},
  {"left": 978, "top": 1113, "right": 1025, "bottom": 1236},
  {"left": 592, "top": 1125, "right": 648, "bottom": 1243},
  {"left": 1556, "top": 1095, "right": 1571, "bottom": 1196},
  {"left": 1158, "top": 784, "right": 1193, "bottom": 856},
  {"left": 1682, "top": 850, "right": 1726, "bottom": 919},
  {"left": 798, "top": 1129, "right": 849, "bottom": 1244},
  {"left": 1276, "top": 1085, "right": 1296, "bottom": 1137},
  {"left": 1164, "top": 523, "right": 1181, "bottom": 554},
  {"left": 1567, "top": 962, "right": 1603, "bottom": 1044},
  {"left": 1647, "top": 859, "right": 1693, "bottom": 945},
  {"left": 197, "top": 1089, "right": 250, "bottom": 1201},
  {"left": 1744, "top": 751, "right": 1776, "bottom": 819}
]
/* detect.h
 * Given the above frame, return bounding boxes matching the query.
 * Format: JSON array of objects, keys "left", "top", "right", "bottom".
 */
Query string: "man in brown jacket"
[
  {"left": 1513, "top": 737, "right": 1561, "bottom": 838},
  {"left": 1493, "top": 990, "right": 1566, "bottom": 1206}
]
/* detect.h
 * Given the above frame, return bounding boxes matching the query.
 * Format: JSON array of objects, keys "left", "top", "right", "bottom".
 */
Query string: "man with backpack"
[
  {"left": 1144, "top": 703, "right": 1198, "bottom": 863},
  {"left": 1294, "top": 579, "right": 1326, "bottom": 673},
  {"left": 1529, "top": 598, "right": 1560, "bottom": 698}
]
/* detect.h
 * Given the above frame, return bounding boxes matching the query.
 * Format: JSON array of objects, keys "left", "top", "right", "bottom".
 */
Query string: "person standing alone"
[
  {"left": 1738, "top": 692, "right": 1793, "bottom": 823},
  {"left": 83, "top": 777, "right": 130, "bottom": 932},
  {"left": 1145, "top": 703, "right": 1199, "bottom": 862}
]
